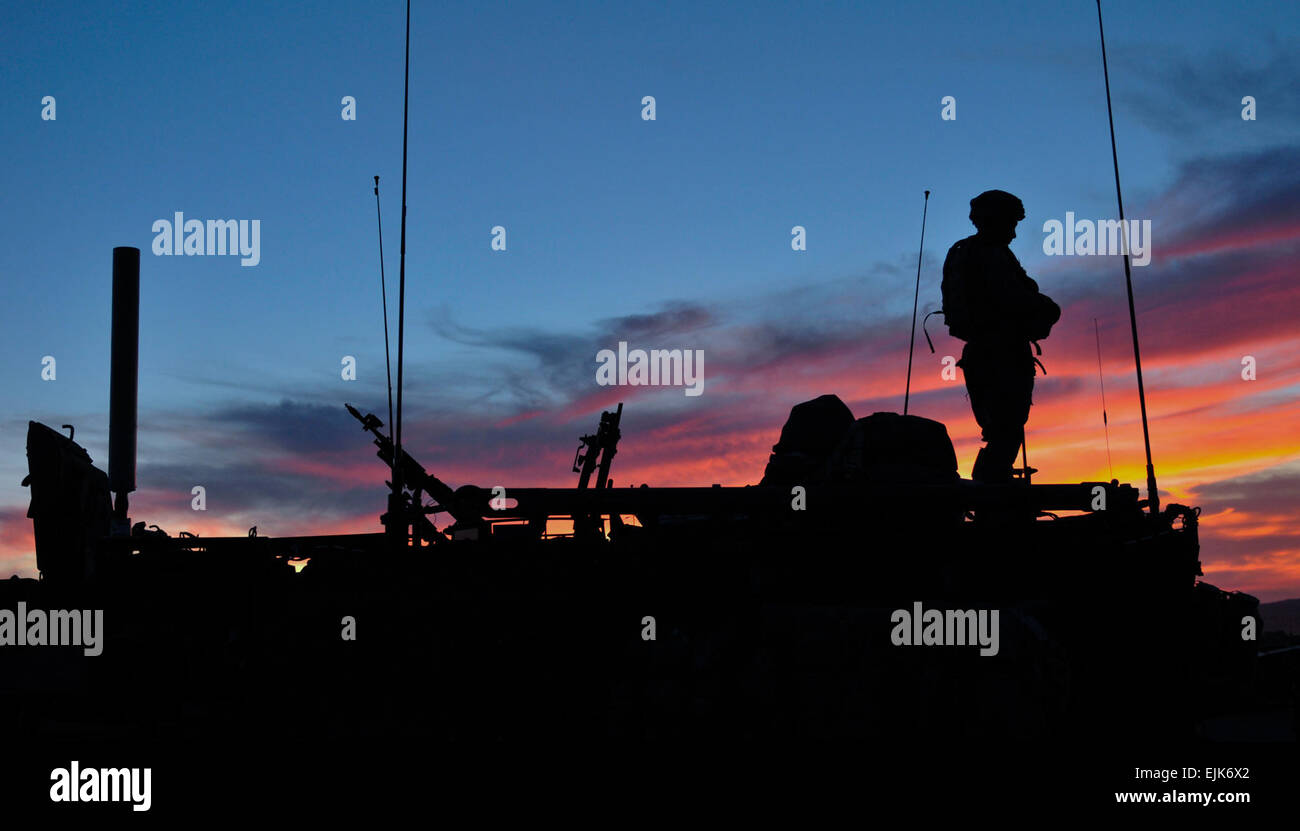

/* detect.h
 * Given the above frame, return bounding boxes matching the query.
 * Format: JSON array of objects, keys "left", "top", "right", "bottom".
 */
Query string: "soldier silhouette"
[{"left": 942, "top": 190, "right": 1059, "bottom": 484}]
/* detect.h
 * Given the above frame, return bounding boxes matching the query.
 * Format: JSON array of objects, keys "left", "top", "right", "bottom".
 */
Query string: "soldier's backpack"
[
  {"left": 821, "top": 412, "right": 959, "bottom": 486},
  {"left": 939, "top": 239, "right": 977, "bottom": 342},
  {"left": 760, "top": 394, "right": 856, "bottom": 488}
]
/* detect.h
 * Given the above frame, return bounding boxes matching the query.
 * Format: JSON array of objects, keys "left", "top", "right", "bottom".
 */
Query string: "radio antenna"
[
  {"left": 374, "top": 176, "right": 395, "bottom": 439},
  {"left": 903, "top": 190, "right": 930, "bottom": 415},
  {"left": 1094, "top": 317, "right": 1114, "bottom": 481},
  {"left": 1097, "top": 0, "right": 1159, "bottom": 514},
  {"left": 389, "top": 0, "right": 412, "bottom": 548}
]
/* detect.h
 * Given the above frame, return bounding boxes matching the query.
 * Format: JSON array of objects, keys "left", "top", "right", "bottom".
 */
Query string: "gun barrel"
[{"left": 347, "top": 404, "right": 478, "bottom": 524}]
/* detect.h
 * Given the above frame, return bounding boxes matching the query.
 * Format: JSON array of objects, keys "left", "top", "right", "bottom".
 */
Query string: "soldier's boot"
[
  {"left": 972, "top": 445, "right": 1035, "bottom": 526},
  {"left": 972, "top": 446, "right": 1014, "bottom": 484}
]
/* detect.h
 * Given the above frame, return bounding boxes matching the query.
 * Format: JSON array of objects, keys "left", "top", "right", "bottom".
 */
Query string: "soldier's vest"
[{"left": 941, "top": 239, "right": 1060, "bottom": 344}]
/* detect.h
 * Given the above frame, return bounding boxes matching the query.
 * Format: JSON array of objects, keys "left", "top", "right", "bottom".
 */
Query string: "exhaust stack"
[{"left": 108, "top": 246, "right": 139, "bottom": 534}]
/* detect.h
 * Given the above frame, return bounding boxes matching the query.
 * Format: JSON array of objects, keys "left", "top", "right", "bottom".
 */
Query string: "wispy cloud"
[{"left": 1116, "top": 38, "right": 1300, "bottom": 145}]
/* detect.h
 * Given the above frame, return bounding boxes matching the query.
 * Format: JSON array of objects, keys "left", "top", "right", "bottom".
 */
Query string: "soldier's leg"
[
  {"left": 982, "top": 364, "right": 1036, "bottom": 482},
  {"left": 963, "top": 346, "right": 1013, "bottom": 483},
  {"left": 962, "top": 349, "right": 994, "bottom": 481},
  {"left": 971, "top": 362, "right": 1032, "bottom": 484}
]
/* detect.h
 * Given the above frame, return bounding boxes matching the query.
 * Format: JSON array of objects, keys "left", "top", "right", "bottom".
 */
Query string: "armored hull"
[{"left": 3, "top": 411, "right": 1265, "bottom": 742}]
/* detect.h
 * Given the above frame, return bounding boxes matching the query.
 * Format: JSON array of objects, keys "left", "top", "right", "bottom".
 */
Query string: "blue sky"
[{"left": 2, "top": 1, "right": 1298, "bottom": 598}]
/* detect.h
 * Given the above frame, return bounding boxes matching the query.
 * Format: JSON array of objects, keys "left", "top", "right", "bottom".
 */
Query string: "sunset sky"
[{"left": 1, "top": 1, "right": 1297, "bottom": 601}]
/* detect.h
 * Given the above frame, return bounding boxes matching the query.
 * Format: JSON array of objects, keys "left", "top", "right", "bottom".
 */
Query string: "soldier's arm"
[{"left": 1005, "top": 250, "right": 1039, "bottom": 295}]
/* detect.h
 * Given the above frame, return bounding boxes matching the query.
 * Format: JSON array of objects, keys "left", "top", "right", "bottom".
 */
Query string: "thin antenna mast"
[
  {"left": 903, "top": 190, "right": 930, "bottom": 415},
  {"left": 1097, "top": 0, "right": 1159, "bottom": 514},
  {"left": 390, "top": 0, "right": 412, "bottom": 548},
  {"left": 1094, "top": 317, "right": 1114, "bottom": 481},
  {"left": 374, "top": 176, "right": 395, "bottom": 439}
]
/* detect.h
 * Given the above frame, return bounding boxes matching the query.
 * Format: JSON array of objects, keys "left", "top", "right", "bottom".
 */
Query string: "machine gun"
[
  {"left": 573, "top": 402, "right": 622, "bottom": 490},
  {"left": 572, "top": 403, "right": 622, "bottom": 537},
  {"left": 347, "top": 402, "right": 631, "bottom": 543},
  {"left": 345, "top": 403, "right": 490, "bottom": 545}
]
